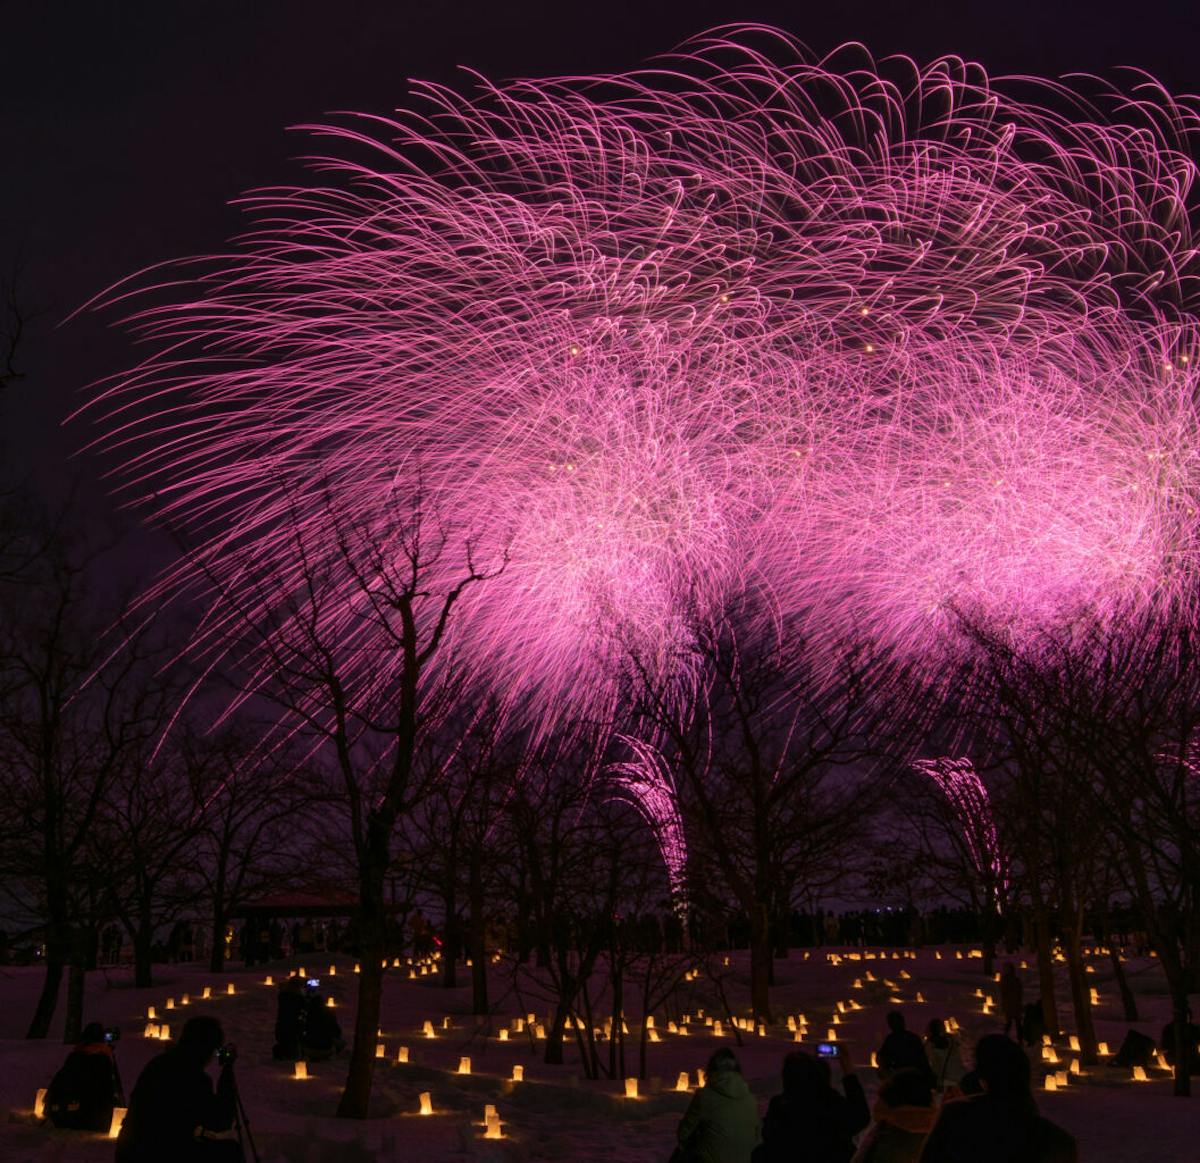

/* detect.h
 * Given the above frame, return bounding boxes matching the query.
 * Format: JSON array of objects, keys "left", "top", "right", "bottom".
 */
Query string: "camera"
[
  {"left": 103, "top": 1027, "right": 121, "bottom": 1044},
  {"left": 217, "top": 1043, "right": 237, "bottom": 1067},
  {"left": 816, "top": 1041, "right": 839, "bottom": 1059}
]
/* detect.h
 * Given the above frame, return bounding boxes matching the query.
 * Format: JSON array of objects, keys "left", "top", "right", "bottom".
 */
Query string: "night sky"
[{"left": 5, "top": 0, "right": 1199, "bottom": 559}]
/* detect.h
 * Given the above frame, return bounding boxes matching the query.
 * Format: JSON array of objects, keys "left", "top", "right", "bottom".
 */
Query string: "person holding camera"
[
  {"left": 44, "top": 1022, "right": 123, "bottom": 1131},
  {"left": 754, "top": 1045, "right": 869, "bottom": 1163},
  {"left": 115, "top": 1015, "right": 242, "bottom": 1163}
]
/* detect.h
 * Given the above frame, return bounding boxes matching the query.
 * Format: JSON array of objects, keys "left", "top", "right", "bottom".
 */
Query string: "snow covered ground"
[{"left": 0, "top": 944, "right": 1190, "bottom": 1161}]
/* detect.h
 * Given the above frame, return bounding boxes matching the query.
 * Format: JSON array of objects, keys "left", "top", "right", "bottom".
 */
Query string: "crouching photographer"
[
  {"left": 44, "top": 1022, "right": 123, "bottom": 1131},
  {"left": 116, "top": 1016, "right": 249, "bottom": 1163}
]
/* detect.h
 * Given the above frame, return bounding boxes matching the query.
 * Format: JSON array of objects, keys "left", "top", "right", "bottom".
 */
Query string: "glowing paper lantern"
[
  {"left": 512, "top": 1065, "right": 524, "bottom": 1082},
  {"left": 158, "top": 1024, "right": 171, "bottom": 1040},
  {"left": 294, "top": 1061, "right": 309, "bottom": 1080},
  {"left": 697, "top": 1070, "right": 706, "bottom": 1087},
  {"left": 422, "top": 1021, "right": 436, "bottom": 1038},
  {"left": 484, "top": 1113, "right": 502, "bottom": 1139},
  {"left": 166, "top": 998, "right": 175, "bottom": 1010},
  {"left": 143, "top": 1023, "right": 158, "bottom": 1039},
  {"left": 676, "top": 1072, "right": 690, "bottom": 1091},
  {"left": 226, "top": 983, "right": 236, "bottom": 996},
  {"left": 108, "top": 1107, "right": 127, "bottom": 1138},
  {"left": 1132, "top": 1065, "right": 1149, "bottom": 1081},
  {"left": 1069, "top": 1036, "right": 1081, "bottom": 1052},
  {"left": 376, "top": 1043, "right": 386, "bottom": 1058},
  {"left": 419, "top": 1091, "right": 433, "bottom": 1115},
  {"left": 869, "top": 1051, "right": 878, "bottom": 1068},
  {"left": 1044, "top": 1075, "right": 1058, "bottom": 1092},
  {"left": 34, "top": 1089, "right": 47, "bottom": 1119},
  {"left": 499, "top": 1029, "right": 509, "bottom": 1041},
  {"left": 329, "top": 965, "right": 336, "bottom": 976},
  {"left": 397, "top": 1046, "right": 409, "bottom": 1063},
  {"left": 202, "top": 987, "right": 212, "bottom": 1000},
  {"left": 624, "top": 1077, "right": 639, "bottom": 1099},
  {"left": 146, "top": 1006, "right": 156, "bottom": 1020},
  {"left": 1098, "top": 1042, "right": 1110, "bottom": 1056},
  {"left": 458, "top": 1057, "right": 471, "bottom": 1074}
]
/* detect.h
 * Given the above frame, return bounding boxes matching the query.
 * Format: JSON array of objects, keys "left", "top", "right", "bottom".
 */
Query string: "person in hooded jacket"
[
  {"left": 850, "top": 1069, "right": 937, "bottom": 1163},
  {"left": 753, "top": 1045, "right": 869, "bottom": 1163},
  {"left": 918, "top": 1035, "right": 1077, "bottom": 1163},
  {"left": 999, "top": 964, "right": 1023, "bottom": 1039},
  {"left": 674, "top": 1047, "right": 760, "bottom": 1163}
]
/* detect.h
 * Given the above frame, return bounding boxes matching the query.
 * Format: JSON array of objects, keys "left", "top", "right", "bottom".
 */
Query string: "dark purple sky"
[{"left": 4, "top": 0, "right": 1199, "bottom": 567}]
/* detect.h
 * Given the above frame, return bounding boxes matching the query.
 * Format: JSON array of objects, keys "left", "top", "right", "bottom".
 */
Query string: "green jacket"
[{"left": 676, "top": 1068, "right": 761, "bottom": 1163}]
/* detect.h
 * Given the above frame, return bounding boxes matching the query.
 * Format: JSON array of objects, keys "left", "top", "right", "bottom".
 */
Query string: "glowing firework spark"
[
  {"left": 912, "top": 756, "right": 1007, "bottom": 901},
  {"left": 82, "top": 25, "right": 1200, "bottom": 739}
]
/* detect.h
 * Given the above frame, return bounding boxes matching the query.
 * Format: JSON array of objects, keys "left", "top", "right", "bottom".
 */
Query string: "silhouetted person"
[
  {"left": 44, "top": 1022, "right": 121, "bottom": 1131},
  {"left": 115, "top": 1015, "right": 240, "bottom": 1162},
  {"left": 272, "top": 975, "right": 306, "bottom": 1060},
  {"left": 923, "top": 1018, "right": 965, "bottom": 1096},
  {"left": 999, "top": 964, "right": 1023, "bottom": 1038},
  {"left": 303, "top": 993, "right": 345, "bottom": 1060},
  {"left": 675, "top": 1047, "right": 759, "bottom": 1163},
  {"left": 850, "top": 1068, "right": 936, "bottom": 1163},
  {"left": 918, "top": 1034, "right": 1077, "bottom": 1163},
  {"left": 754, "top": 1045, "right": 869, "bottom": 1163},
  {"left": 878, "top": 1012, "right": 931, "bottom": 1083},
  {"left": 1020, "top": 1000, "right": 1045, "bottom": 1048}
]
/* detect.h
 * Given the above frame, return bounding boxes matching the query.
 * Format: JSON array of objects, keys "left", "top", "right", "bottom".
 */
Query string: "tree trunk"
[
  {"left": 26, "top": 940, "right": 65, "bottom": 1039},
  {"left": 1105, "top": 939, "right": 1138, "bottom": 1021},
  {"left": 63, "top": 938, "right": 87, "bottom": 1044},
  {"left": 609, "top": 963, "right": 623, "bottom": 1078},
  {"left": 133, "top": 921, "right": 153, "bottom": 989},
  {"left": 440, "top": 882, "right": 458, "bottom": 989},
  {"left": 544, "top": 993, "right": 572, "bottom": 1066},
  {"left": 337, "top": 868, "right": 386, "bottom": 1119},
  {"left": 1062, "top": 922, "right": 1098, "bottom": 1065},
  {"left": 749, "top": 902, "right": 773, "bottom": 1023},
  {"left": 468, "top": 853, "right": 487, "bottom": 1015},
  {"left": 1171, "top": 986, "right": 1193, "bottom": 1098},
  {"left": 209, "top": 906, "right": 227, "bottom": 974},
  {"left": 1031, "top": 906, "right": 1060, "bottom": 1038}
]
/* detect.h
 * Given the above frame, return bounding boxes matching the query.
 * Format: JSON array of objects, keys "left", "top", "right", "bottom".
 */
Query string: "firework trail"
[
  {"left": 82, "top": 25, "right": 1200, "bottom": 742},
  {"left": 912, "top": 756, "right": 1008, "bottom": 903}
]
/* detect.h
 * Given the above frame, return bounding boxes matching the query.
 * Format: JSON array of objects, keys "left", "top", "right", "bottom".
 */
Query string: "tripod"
[{"left": 229, "top": 1068, "right": 260, "bottom": 1163}]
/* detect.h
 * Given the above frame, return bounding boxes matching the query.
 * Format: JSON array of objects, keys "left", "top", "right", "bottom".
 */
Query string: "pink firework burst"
[{"left": 81, "top": 25, "right": 1200, "bottom": 737}]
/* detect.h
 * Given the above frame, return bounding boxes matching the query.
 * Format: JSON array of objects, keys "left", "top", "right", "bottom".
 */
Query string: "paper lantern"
[
  {"left": 158, "top": 1024, "right": 171, "bottom": 1040},
  {"left": 512, "top": 1065, "right": 524, "bottom": 1082},
  {"left": 443, "top": 1017, "right": 451, "bottom": 1030},
  {"left": 147, "top": 1006, "right": 156, "bottom": 1019},
  {"left": 678, "top": 1026, "right": 689, "bottom": 1037},
  {"left": 397, "top": 1046, "right": 409, "bottom": 1063},
  {"left": 166, "top": 998, "right": 176, "bottom": 1010},
  {"left": 1069, "top": 1035, "right": 1080, "bottom": 1052},
  {"left": 226, "top": 983, "right": 236, "bottom": 996},
  {"left": 1098, "top": 1041, "right": 1110, "bottom": 1056},
  {"left": 143, "top": 1023, "right": 158, "bottom": 1039},
  {"left": 202, "top": 987, "right": 212, "bottom": 1000},
  {"left": 422, "top": 1020, "right": 436, "bottom": 1038},
  {"left": 354, "top": 963, "right": 361, "bottom": 974},
  {"left": 108, "top": 1107, "right": 127, "bottom": 1138},
  {"left": 1044, "top": 1075, "right": 1057, "bottom": 1091},
  {"left": 1069, "top": 1059, "right": 1081, "bottom": 1076},
  {"left": 419, "top": 1091, "right": 433, "bottom": 1115},
  {"left": 916, "top": 992, "right": 925, "bottom": 1003},
  {"left": 675, "top": 1072, "right": 689, "bottom": 1091},
  {"left": 499, "top": 1028, "right": 509, "bottom": 1041},
  {"left": 624, "top": 1077, "right": 638, "bottom": 1099},
  {"left": 869, "top": 1051, "right": 878, "bottom": 1068},
  {"left": 646, "top": 1015, "right": 655, "bottom": 1029},
  {"left": 294, "top": 1061, "right": 309, "bottom": 1079},
  {"left": 712, "top": 1021, "right": 723, "bottom": 1037},
  {"left": 535, "top": 1024, "right": 546, "bottom": 1040},
  {"left": 1132, "top": 1065, "right": 1149, "bottom": 1081},
  {"left": 668, "top": 1021, "right": 678, "bottom": 1034},
  {"left": 696, "top": 1069, "right": 706, "bottom": 1087},
  {"left": 1055, "top": 1071, "right": 1068, "bottom": 1087},
  {"left": 34, "top": 1088, "right": 47, "bottom": 1119},
  {"left": 376, "top": 1043, "right": 386, "bottom": 1058},
  {"left": 793, "top": 1029, "right": 804, "bottom": 1043},
  {"left": 527, "top": 1012, "right": 537, "bottom": 1024},
  {"left": 458, "top": 1056, "right": 471, "bottom": 1075},
  {"left": 827, "top": 1028, "right": 837, "bottom": 1041},
  {"left": 484, "top": 1113, "right": 503, "bottom": 1139},
  {"left": 329, "top": 965, "right": 336, "bottom": 976},
  {"left": 484, "top": 1104, "right": 497, "bottom": 1120}
]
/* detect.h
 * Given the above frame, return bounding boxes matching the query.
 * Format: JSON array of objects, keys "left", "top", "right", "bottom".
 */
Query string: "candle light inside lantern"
[
  {"left": 1069, "top": 1035, "right": 1080, "bottom": 1052},
  {"left": 202, "top": 987, "right": 212, "bottom": 1000},
  {"left": 376, "top": 1043, "right": 386, "bottom": 1058},
  {"left": 144, "top": 1023, "right": 158, "bottom": 1039},
  {"left": 227, "top": 983, "right": 236, "bottom": 996},
  {"left": 499, "top": 1028, "right": 509, "bottom": 1041},
  {"left": 422, "top": 1021, "right": 435, "bottom": 1038},
  {"left": 329, "top": 965, "right": 336, "bottom": 976},
  {"left": 294, "top": 1061, "right": 309, "bottom": 1080},
  {"left": 108, "top": 1107, "right": 127, "bottom": 1138},
  {"left": 676, "top": 1071, "right": 689, "bottom": 1091},
  {"left": 166, "top": 998, "right": 175, "bottom": 1010},
  {"left": 1132, "top": 1065, "right": 1149, "bottom": 1081},
  {"left": 458, "top": 1056, "right": 471, "bottom": 1074},
  {"left": 1044, "top": 1075, "right": 1057, "bottom": 1092},
  {"left": 419, "top": 1091, "right": 433, "bottom": 1115},
  {"left": 397, "top": 1046, "right": 409, "bottom": 1063},
  {"left": 354, "top": 963, "right": 361, "bottom": 974},
  {"left": 512, "top": 1064, "right": 524, "bottom": 1082},
  {"left": 147, "top": 1006, "right": 156, "bottom": 1020},
  {"left": 34, "top": 1088, "right": 47, "bottom": 1119},
  {"left": 298, "top": 967, "right": 306, "bottom": 977},
  {"left": 158, "top": 1024, "right": 171, "bottom": 1040},
  {"left": 484, "top": 1113, "right": 502, "bottom": 1139},
  {"left": 1098, "top": 1042, "right": 1110, "bottom": 1056},
  {"left": 624, "top": 1077, "right": 638, "bottom": 1099}
]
